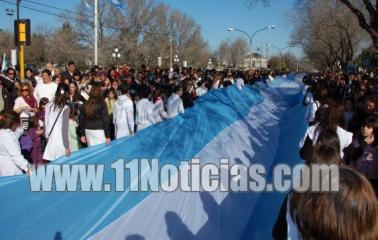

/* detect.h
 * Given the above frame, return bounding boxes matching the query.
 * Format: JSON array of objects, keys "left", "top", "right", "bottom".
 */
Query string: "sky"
[{"left": 0, "top": 0, "right": 301, "bottom": 57}]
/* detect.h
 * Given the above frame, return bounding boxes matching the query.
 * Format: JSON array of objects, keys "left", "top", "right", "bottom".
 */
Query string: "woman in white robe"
[
  {"left": 153, "top": 89, "right": 168, "bottom": 123},
  {"left": 43, "top": 84, "right": 71, "bottom": 161},
  {"left": 113, "top": 86, "right": 134, "bottom": 139},
  {"left": 0, "top": 111, "right": 29, "bottom": 176}
]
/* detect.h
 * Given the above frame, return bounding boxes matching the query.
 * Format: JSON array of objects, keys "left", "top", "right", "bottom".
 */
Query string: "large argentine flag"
[{"left": 0, "top": 75, "right": 307, "bottom": 239}]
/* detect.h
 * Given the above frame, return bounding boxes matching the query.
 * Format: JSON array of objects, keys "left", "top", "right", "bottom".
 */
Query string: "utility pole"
[
  {"left": 94, "top": 0, "right": 98, "bottom": 65},
  {"left": 227, "top": 25, "right": 275, "bottom": 70},
  {"left": 170, "top": 34, "right": 173, "bottom": 71},
  {"left": 17, "top": 0, "right": 20, "bottom": 20},
  {"left": 16, "top": 1, "right": 25, "bottom": 80}
]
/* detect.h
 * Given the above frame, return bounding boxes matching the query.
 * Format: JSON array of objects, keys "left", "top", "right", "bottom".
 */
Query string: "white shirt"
[
  {"left": 136, "top": 98, "right": 156, "bottom": 130},
  {"left": 303, "top": 92, "right": 319, "bottom": 123},
  {"left": 34, "top": 81, "right": 58, "bottom": 104},
  {"left": 267, "top": 75, "right": 275, "bottom": 84},
  {"left": 35, "top": 76, "right": 43, "bottom": 85},
  {"left": 13, "top": 96, "right": 37, "bottom": 118},
  {"left": 196, "top": 87, "right": 208, "bottom": 97},
  {"left": 153, "top": 98, "right": 168, "bottom": 123},
  {"left": 43, "top": 102, "right": 70, "bottom": 161},
  {"left": 224, "top": 77, "right": 234, "bottom": 84},
  {"left": 80, "top": 85, "right": 92, "bottom": 101},
  {"left": 167, "top": 93, "right": 184, "bottom": 119},
  {"left": 308, "top": 101, "right": 320, "bottom": 123},
  {"left": 113, "top": 95, "right": 135, "bottom": 138},
  {"left": 235, "top": 78, "right": 245, "bottom": 90},
  {"left": 0, "top": 129, "right": 29, "bottom": 176},
  {"left": 300, "top": 123, "right": 353, "bottom": 158}
]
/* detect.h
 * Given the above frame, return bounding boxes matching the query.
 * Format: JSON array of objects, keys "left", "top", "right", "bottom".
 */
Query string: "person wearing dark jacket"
[
  {"left": 61, "top": 61, "right": 80, "bottom": 82},
  {"left": 79, "top": 85, "right": 110, "bottom": 147},
  {"left": 0, "top": 80, "right": 13, "bottom": 112},
  {"left": 0, "top": 67, "right": 19, "bottom": 107},
  {"left": 348, "top": 116, "right": 378, "bottom": 196}
]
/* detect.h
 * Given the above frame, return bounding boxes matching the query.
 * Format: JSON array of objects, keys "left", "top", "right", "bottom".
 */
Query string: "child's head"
[
  {"left": 361, "top": 116, "right": 378, "bottom": 139},
  {"left": 108, "top": 88, "right": 117, "bottom": 100},
  {"left": 310, "top": 144, "right": 342, "bottom": 165},
  {"left": 69, "top": 105, "right": 79, "bottom": 121},
  {"left": 39, "top": 98, "right": 49, "bottom": 110},
  {"left": 290, "top": 166, "right": 378, "bottom": 240},
  {"left": 316, "top": 129, "right": 340, "bottom": 154},
  {"left": 344, "top": 98, "right": 354, "bottom": 112}
]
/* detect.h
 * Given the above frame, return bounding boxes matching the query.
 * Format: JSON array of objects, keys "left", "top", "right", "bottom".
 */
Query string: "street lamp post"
[
  {"left": 173, "top": 54, "right": 179, "bottom": 67},
  {"left": 112, "top": 48, "right": 121, "bottom": 71},
  {"left": 208, "top": 58, "right": 213, "bottom": 69},
  {"left": 227, "top": 25, "right": 275, "bottom": 69}
]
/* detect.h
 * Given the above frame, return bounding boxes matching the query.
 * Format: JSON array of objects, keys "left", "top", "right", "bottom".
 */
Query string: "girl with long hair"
[
  {"left": 300, "top": 102, "right": 353, "bottom": 159},
  {"left": 68, "top": 81, "right": 84, "bottom": 111},
  {"left": 43, "top": 84, "right": 71, "bottom": 161},
  {"left": 152, "top": 88, "right": 167, "bottom": 123},
  {"left": 79, "top": 85, "right": 111, "bottom": 147},
  {"left": 289, "top": 166, "right": 378, "bottom": 240},
  {"left": 24, "top": 68, "right": 37, "bottom": 87},
  {"left": 105, "top": 88, "right": 117, "bottom": 140}
]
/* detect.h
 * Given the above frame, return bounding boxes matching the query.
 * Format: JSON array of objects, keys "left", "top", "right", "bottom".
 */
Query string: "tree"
[
  {"left": 355, "top": 46, "right": 378, "bottom": 69},
  {"left": 25, "top": 33, "right": 48, "bottom": 66},
  {"left": 215, "top": 41, "right": 231, "bottom": 66},
  {"left": 247, "top": 0, "right": 378, "bottom": 49},
  {"left": 290, "top": 0, "right": 367, "bottom": 71},
  {"left": 0, "top": 30, "right": 14, "bottom": 57},
  {"left": 268, "top": 53, "right": 298, "bottom": 71},
  {"left": 46, "top": 23, "right": 90, "bottom": 68},
  {"left": 65, "top": 0, "right": 210, "bottom": 67},
  {"left": 215, "top": 38, "right": 248, "bottom": 68}
]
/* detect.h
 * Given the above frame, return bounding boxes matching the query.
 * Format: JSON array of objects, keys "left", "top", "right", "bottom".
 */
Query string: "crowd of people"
[
  {"left": 273, "top": 71, "right": 378, "bottom": 239},
  {"left": 300, "top": 72, "right": 378, "bottom": 195},
  {"left": 0, "top": 61, "right": 377, "bottom": 239},
  {"left": 0, "top": 61, "right": 263, "bottom": 175}
]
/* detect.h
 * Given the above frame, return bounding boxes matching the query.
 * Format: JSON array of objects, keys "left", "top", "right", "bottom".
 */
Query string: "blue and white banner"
[
  {"left": 0, "top": 75, "right": 307, "bottom": 240},
  {"left": 110, "top": 0, "right": 125, "bottom": 12}
]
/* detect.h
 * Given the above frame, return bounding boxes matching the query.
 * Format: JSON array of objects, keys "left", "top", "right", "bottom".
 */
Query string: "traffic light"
[{"left": 14, "top": 19, "right": 31, "bottom": 46}]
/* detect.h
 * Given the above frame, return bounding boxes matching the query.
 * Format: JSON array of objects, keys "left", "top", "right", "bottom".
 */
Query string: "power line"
[
  {"left": 23, "top": 0, "right": 93, "bottom": 19},
  {"left": 0, "top": 0, "right": 94, "bottom": 25},
  {"left": 0, "top": 0, "right": 171, "bottom": 36}
]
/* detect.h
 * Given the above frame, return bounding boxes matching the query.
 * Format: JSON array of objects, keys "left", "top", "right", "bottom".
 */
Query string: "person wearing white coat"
[
  {"left": 0, "top": 111, "right": 30, "bottom": 176},
  {"left": 113, "top": 86, "right": 134, "bottom": 139},
  {"left": 34, "top": 69, "right": 58, "bottom": 103},
  {"left": 43, "top": 84, "right": 71, "bottom": 161},
  {"left": 303, "top": 88, "right": 320, "bottom": 125},
  {"left": 195, "top": 80, "right": 208, "bottom": 97},
  {"left": 136, "top": 89, "right": 156, "bottom": 131},
  {"left": 167, "top": 86, "right": 185, "bottom": 119},
  {"left": 153, "top": 89, "right": 168, "bottom": 123},
  {"left": 267, "top": 73, "right": 275, "bottom": 84}
]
